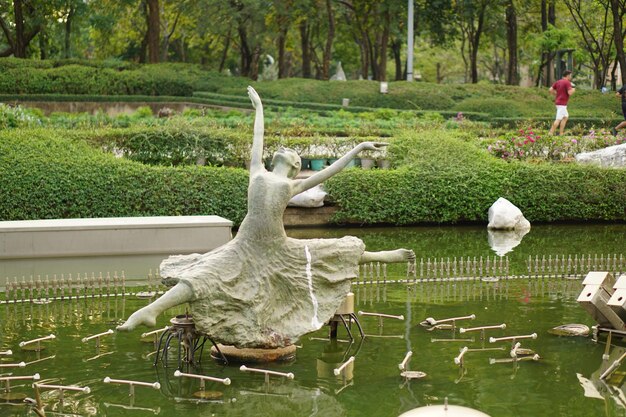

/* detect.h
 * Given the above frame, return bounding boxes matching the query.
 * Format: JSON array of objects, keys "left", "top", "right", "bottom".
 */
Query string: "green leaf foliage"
[{"left": 0, "top": 129, "right": 248, "bottom": 223}]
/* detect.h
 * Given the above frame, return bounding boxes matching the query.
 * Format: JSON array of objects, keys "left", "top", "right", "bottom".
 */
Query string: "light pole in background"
[{"left": 407, "top": 0, "right": 414, "bottom": 82}]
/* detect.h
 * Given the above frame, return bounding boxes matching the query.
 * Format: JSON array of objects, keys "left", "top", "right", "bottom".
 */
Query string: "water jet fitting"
[
  {"left": 398, "top": 351, "right": 413, "bottom": 371},
  {"left": 454, "top": 347, "right": 469, "bottom": 366},
  {"left": 174, "top": 370, "right": 231, "bottom": 387},
  {"left": 103, "top": 377, "right": 160, "bottom": 396},
  {"left": 489, "top": 333, "right": 537, "bottom": 344},
  {"left": 239, "top": 365, "right": 294, "bottom": 383},
  {"left": 334, "top": 356, "right": 355, "bottom": 376}
]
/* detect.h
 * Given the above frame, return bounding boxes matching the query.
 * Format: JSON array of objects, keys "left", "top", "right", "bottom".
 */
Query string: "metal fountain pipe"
[
  {"left": 600, "top": 350, "right": 626, "bottom": 380},
  {"left": 510, "top": 342, "right": 522, "bottom": 358},
  {"left": 174, "top": 370, "right": 231, "bottom": 386},
  {"left": 82, "top": 329, "right": 114, "bottom": 343},
  {"left": 398, "top": 351, "right": 413, "bottom": 371},
  {"left": 454, "top": 347, "right": 469, "bottom": 366},
  {"left": 333, "top": 356, "right": 355, "bottom": 376},
  {"left": 0, "top": 350, "right": 12, "bottom": 355},
  {"left": 489, "top": 333, "right": 537, "bottom": 343},
  {"left": 19, "top": 334, "right": 56, "bottom": 347},
  {"left": 239, "top": 365, "right": 295, "bottom": 380},
  {"left": 103, "top": 377, "right": 160, "bottom": 390},
  {"left": 34, "top": 383, "right": 91, "bottom": 394},
  {"left": 460, "top": 324, "right": 506, "bottom": 334},
  {"left": 25, "top": 355, "right": 55, "bottom": 366},
  {"left": 0, "top": 373, "right": 41, "bottom": 382},
  {"left": 489, "top": 354, "right": 540, "bottom": 364},
  {"left": 141, "top": 327, "right": 169, "bottom": 338},
  {"left": 424, "top": 314, "right": 476, "bottom": 326},
  {"left": 358, "top": 311, "right": 404, "bottom": 320},
  {"left": 0, "top": 361, "right": 26, "bottom": 368}
]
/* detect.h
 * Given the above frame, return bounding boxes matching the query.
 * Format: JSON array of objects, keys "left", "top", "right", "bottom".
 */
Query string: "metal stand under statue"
[
  {"left": 153, "top": 314, "right": 227, "bottom": 368},
  {"left": 117, "top": 87, "right": 415, "bottom": 361}
]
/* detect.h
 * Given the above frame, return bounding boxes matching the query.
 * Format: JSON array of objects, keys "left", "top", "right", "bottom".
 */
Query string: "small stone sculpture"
[{"left": 118, "top": 87, "right": 415, "bottom": 349}]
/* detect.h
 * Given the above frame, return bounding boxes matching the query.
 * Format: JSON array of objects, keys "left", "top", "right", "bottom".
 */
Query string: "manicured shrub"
[
  {"left": 325, "top": 132, "right": 626, "bottom": 225},
  {"left": 0, "top": 129, "right": 249, "bottom": 224}
]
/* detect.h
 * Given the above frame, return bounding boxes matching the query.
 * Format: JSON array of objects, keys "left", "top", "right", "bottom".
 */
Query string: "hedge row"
[
  {"left": 0, "top": 59, "right": 245, "bottom": 96},
  {"left": 325, "top": 132, "right": 626, "bottom": 224},
  {"left": 325, "top": 163, "right": 626, "bottom": 225},
  {"left": 2, "top": 128, "right": 625, "bottom": 225},
  {"left": 1, "top": 58, "right": 622, "bottom": 119},
  {"left": 0, "top": 129, "right": 249, "bottom": 223}
]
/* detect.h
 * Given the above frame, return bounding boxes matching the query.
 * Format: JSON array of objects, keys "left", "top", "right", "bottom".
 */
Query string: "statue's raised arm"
[
  {"left": 247, "top": 86, "right": 265, "bottom": 175},
  {"left": 292, "top": 141, "right": 387, "bottom": 196}
]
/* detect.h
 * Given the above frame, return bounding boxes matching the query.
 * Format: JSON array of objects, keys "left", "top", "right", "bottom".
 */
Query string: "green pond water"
[{"left": 1, "top": 223, "right": 625, "bottom": 417}]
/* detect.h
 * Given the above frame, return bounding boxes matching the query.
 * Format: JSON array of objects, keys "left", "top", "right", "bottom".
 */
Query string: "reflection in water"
[
  {"left": 488, "top": 228, "right": 530, "bottom": 257},
  {"left": 578, "top": 346, "right": 626, "bottom": 413}
]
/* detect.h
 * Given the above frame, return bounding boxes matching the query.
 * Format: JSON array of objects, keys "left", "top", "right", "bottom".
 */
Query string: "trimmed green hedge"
[
  {"left": 0, "top": 59, "right": 245, "bottom": 96},
  {"left": 325, "top": 163, "right": 626, "bottom": 224},
  {"left": 2, "top": 126, "right": 625, "bottom": 227},
  {"left": 0, "top": 129, "right": 248, "bottom": 223},
  {"left": 325, "top": 132, "right": 626, "bottom": 224}
]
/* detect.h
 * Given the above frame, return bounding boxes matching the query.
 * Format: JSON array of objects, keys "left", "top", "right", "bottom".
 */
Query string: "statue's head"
[{"left": 272, "top": 147, "right": 301, "bottom": 178}]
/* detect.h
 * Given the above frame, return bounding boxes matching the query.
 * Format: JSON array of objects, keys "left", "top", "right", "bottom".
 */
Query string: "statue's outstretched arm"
[
  {"left": 248, "top": 86, "right": 265, "bottom": 175},
  {"left": 292, "top": 141, "right": 387, "bottom": 195},
  {"left": 116, "top": 283, "right": 193, "bottom": 331}
]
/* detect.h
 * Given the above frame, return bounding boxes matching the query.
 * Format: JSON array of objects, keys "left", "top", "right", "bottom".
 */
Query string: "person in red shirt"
[{"left": 548, "top": 70, "right": 575, "bottom": 136}]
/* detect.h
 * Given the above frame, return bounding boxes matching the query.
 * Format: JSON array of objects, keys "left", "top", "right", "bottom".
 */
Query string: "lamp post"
[{"left": 407, "top": 0, "right": 414, "bottom": 81}]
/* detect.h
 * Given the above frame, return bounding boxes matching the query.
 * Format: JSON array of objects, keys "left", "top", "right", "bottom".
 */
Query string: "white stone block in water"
[{"left": 487, "top": 197, "right": 531, "bottom": 231}]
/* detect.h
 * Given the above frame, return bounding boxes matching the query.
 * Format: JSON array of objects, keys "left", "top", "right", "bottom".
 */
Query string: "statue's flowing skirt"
[{"left": 160, "top": 235, "right": 365, "bottom": 348}]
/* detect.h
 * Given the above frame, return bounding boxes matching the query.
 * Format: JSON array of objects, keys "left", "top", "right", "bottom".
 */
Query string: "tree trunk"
[
  {"left": 147, "top": 0, "right": 160, "bottom": 63},
  {"left": 611, "top": 0, "right": 626, "bottom": 85},
  {"left": 277, "top": 27, "right": 288, "bottom": 78},
  {"left": 469, "top": 5, "right": 486, "bottom": 83},
  {"left": 299, "top": 20, "right": 312, "bottom": 78},
  {"left": 322, "top": 0, "right": 335, "bottom": 80},
  {"left": 64, "top": 6, "right": 74, "bottom": 59},
  {"left": 505, "top": 0, "right": 519, "bottom": 85},
  {"left": 218, "top": 29, "right": 231, "bottom": 73},
  {"left": 238, "top": 26, "right": 254, "bottom": 77},
  {"left": 249, "top": 45, "right": 262, "bottom": 81},
  {"left": 377, "top": 10, "right": 390, "bottom": 81},
  {"left": 391, "top": 39, "right": 402, "bottom": 81},
  {"left": 13, "top": 0, "right": 26, "bottom": 58},
  {"left": 38, "top": 30, "right": 46, "bottom": 59}
]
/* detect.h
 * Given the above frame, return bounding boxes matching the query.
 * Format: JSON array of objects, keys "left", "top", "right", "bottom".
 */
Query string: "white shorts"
[{"left": 555, "top": 105, "right": 568, "bottom": 120}]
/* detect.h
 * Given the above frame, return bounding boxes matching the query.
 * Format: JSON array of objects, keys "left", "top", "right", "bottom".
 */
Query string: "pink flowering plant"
[
  {"left": 487, "top": 126, "right": 626, "bottom": 162},
  {"left": 487, "top": 128, "right": 544, "bottom": 161}
]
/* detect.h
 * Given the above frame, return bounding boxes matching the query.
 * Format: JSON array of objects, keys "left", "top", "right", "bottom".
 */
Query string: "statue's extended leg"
[
  {"left": 117, "top": 283, "right": 193, "bottom": 331},
  {"left": 359, "top": 249, "right": 415, "bottom": 264}
]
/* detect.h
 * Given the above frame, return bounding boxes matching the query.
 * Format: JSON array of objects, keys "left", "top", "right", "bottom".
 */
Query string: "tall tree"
[
  {"left": 146, "top": 0, "right": 159, "bottom": 63},
  {"left": 455, "top": 0, "right": 490, "bottom": 83},
  {"left": 610, "top": 0, "right": 626, "bottom": 86},
  {"left": 0, "top": 0, "right": 46, "bottom": 57},
  {"left": 505, "top": 0, "right": 519, "bottom": 84},
  {"left": 564, "top": 0, "right": 614, "bottom": 89}
]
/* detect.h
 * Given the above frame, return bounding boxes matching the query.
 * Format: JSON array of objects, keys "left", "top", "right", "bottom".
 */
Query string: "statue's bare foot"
[{"left": 116, "top": 307, "right": 157, "bottom": 331}]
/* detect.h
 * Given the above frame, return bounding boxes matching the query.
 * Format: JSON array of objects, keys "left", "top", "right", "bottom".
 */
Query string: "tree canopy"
[{"left": 0, "top": 0, "right": 625, "bottom": 87}]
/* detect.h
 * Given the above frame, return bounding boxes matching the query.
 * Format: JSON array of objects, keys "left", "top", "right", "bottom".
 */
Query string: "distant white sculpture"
[
  {"left": 330, "top": 61, "right": 347, "bottom": 81},
  {"left": 488, "top": 228, "right": 530, "bottom": 256},
  {"left": 260, "top": 55, "right": 278, "bottom": 81},
  {"left": 575, "top": 143, "right": 626, "bottom": 168},
  {"left": 288, "top": 185, "right": 327, "bottom": 208},
  {"left": 487, "top": 197, "right": 531, "bottom": 231}
]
